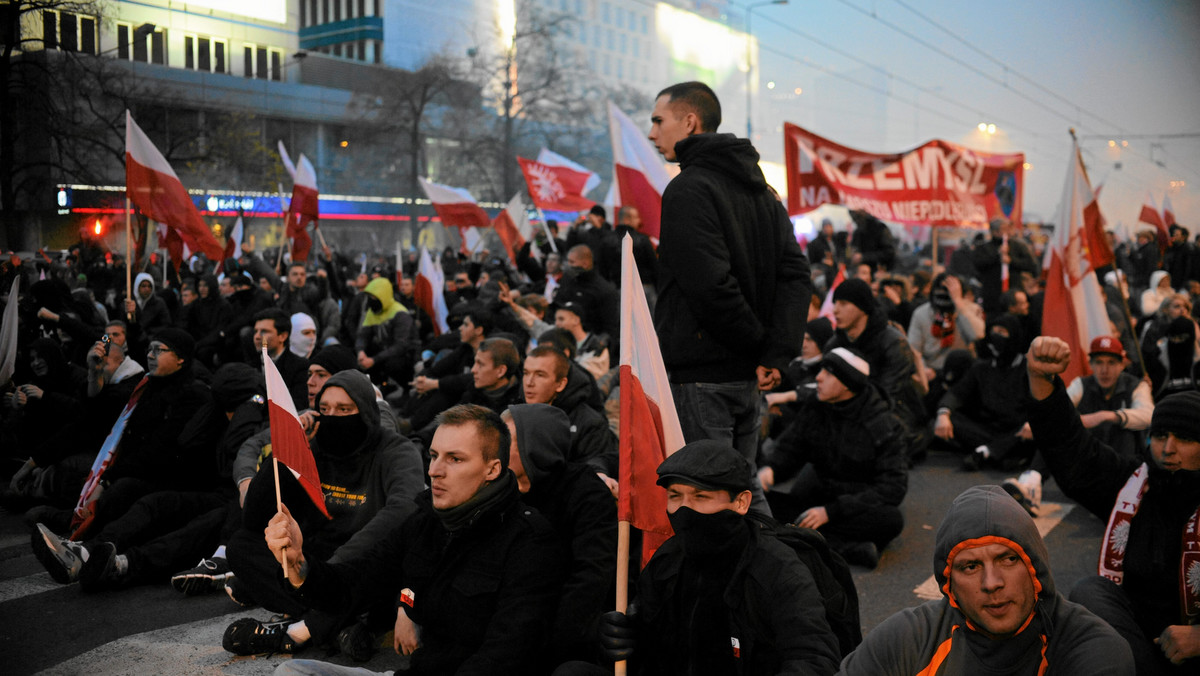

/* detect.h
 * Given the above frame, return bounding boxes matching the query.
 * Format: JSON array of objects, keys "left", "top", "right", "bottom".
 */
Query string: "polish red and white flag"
[
  {"left": 1163, "top": 193, "right": 1177, "bottom": 229},
  {"left": 221, "top": 214, "right": 244, "bottom": 267},
  {"left": 263, "top": 347, "right": 330, "bottom": 518},
  {"left": 492, "top": 193, "right": 532, "bottom": 264},
  {"left": 125, "top": 111, "right": 224, "bottom": 262},
  {"left": 1138, "top": 191, "right": 1169, "bottom": 254},
  {"left": 608, "top": 102, "right": 675, "bottom": 240},
  {"left": 415, "top": 247, "right": 450, "bottom": 335},
  {"left": 278, "top": 142, "right": 320, "bottom": 262},
  {"left": 619, "top": 234, "right": 684, "bottom": 565},
  {"left": 819, "top": 265, "right": 846, "bottom": 325},
  {"left": 517, "top": 157, "right": 596, "bottom": 212},
  {"left": 1041, "top": 140, "right": 1111, "bottom": 386},
  {"left": 419, "top": 178, "right": 490, "bottom": 229},
  {"left": 537, "top": 147, "right": 600, "bottom": 196}
]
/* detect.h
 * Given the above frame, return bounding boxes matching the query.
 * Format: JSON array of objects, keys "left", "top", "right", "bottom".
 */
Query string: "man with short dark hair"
[
  {"left": 554, "top": 244, "right": 621, "bottom": 349},
  {"left": 555, "top": 298, "right": 610, "bottom": 378},
  {"left": 1065, "top": 335, "right": 1153, "bottom": 460},
  {"left": 585, "top": 439, "right": 840, "bottom": 675},
  {"left": 838, "top": 484, "right": 1133, "bottom": 675},
  {"left": 253, "top": 308, "right": 307, "bottom": 410},
  {"left": 266, "top": 404, "right": 563, "bottom": 675},
  {"left": 648, "top": 80, "right": 812, "bottom": 516},
  {"left": 522, "top": 345, "right": 617, "bottom": 477}
]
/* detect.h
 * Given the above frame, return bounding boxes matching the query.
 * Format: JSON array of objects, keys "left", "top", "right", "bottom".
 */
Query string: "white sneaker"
[{"left": 31, "top": 523, "right": 88, "bottom": 584}]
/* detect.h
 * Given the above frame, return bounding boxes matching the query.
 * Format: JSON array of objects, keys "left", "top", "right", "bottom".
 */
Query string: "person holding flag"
[{"left": 223, "top": 367, "right": 424, "bottom": 659}]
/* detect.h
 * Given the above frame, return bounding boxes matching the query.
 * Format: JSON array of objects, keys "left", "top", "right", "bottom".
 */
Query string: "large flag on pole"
[
  {"left": 263, "top": 348, "right": 330, "bottom": 518},
  {"left": 608, "top": 102, "right": 674, "bottom": 240},
  {"left": 0, "top": 276, "right": 19, "bottom": 386},
  {"left": 278, "top": 142, "right": 320, "bottom": 262},
  {"left": 1138, "top": 191, "right": 1169, "bottom": 254},
  {"left": 125, "top": 111, "right": 224, "bottom": 262},
  {"left": 537, "top": 147, "right": 600, "bottom": 196},
  {"left": 1041, "top": 138, "right": 1111, "bottom": 386},
  {"left": 418, "top": 178, "right": 490, "bottom": 229},
  {"left": 222, "top": 214, "right": 244, "bottom": 265},
  {"left": 517, "top": 157, "right": 597, "bottom": 212},
  {"left": 415, "top": 247, "right": 450, "bottom": 335},
  {"left": 819, "top": 264, "right": 846, "bottom": 324},
  {"left": 492, "top": 193, "right": 532, "bottom": 264},
  {"left": 1163, "top": 194, "right": 1177, "bottom": 229},
  {"left": 619, "top": 234, "right": 684, "bottom": 564}
]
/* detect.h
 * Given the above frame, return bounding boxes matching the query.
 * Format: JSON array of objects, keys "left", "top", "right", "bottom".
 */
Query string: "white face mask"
[{"left": 290, "top": 331, "right": 317, "bottom": 359}]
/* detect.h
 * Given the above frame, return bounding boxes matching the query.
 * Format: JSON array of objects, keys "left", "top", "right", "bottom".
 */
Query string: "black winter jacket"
[{"left": 655, "top": 133, "right": 812, "bottom": 384}]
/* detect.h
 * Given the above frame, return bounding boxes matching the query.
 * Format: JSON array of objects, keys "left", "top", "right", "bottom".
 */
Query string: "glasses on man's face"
[{"left": 147, "top": 345, "right": 174, "bottom": 356}]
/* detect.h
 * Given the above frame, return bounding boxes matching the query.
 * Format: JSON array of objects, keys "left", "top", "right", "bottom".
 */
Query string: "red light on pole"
[{"left": 93, "top": 220, "right": 103, "bottom": 236}]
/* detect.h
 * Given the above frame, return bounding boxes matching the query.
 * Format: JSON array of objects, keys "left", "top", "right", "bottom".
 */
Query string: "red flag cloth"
[
  {"left": 493, "top": 193, "right": 531, "bottom": 264},
  {"left": 125, "top": 111, "right": 224, "bottom": 262},
  {"left": 415, "top": 247, "right": 449, "bottom": 335},
  {"left": 619, "top": 234, "right": 685, "bottom": 564},
  {"left": 285, "top": 154, "right": 319, "bottom": 262},
  {"left": 1138, "top": 192, "right": 1169, "bottom": 254},
  {"left": 1041, "top": 140, "right": 1111, "bottom": 386},
  {"left": 419, "top": 178, "right": 490, "bottom": 229},
  {"left": 1083, "top": 200, "right": 1115, "bottom": 270},
  {"left": 157, "top": 222, "right": 184, "bottom": 272},
  {"left": 263, "top": 349, "right": 330, "bottom": 518},
  {"left": 819, "top": 265, "right": 846, "bottom": 325},
  {"left": 608, "top": 103, "right": 673, "bottom": 240},
  {"left": 517, "top": 157, "right": 596, "bottom": 212}
]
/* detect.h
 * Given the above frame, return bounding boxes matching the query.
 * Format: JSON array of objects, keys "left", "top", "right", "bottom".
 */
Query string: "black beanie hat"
[
  {"left": 310, "top": 344, "right": 357, "bottom": 375},
  {"left": 832, "top": 279, "right": 876, "bottom": 315},
  {"left": 1150, "top": 391, "right": 1200, "bottom": 440},
  {"left": 805, "top": 317, "right": 834, "bottom": 348},
  {"left": 821, "top": 347, "right": 871, "bottom": 393},
  {"left": 155, "top": 328, "right": 195, "bottom": 364}
]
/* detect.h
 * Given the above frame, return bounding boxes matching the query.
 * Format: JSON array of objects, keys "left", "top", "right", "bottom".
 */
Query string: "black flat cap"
[{"left": 656, "top": 439, "right": 753, "bottom": 494}]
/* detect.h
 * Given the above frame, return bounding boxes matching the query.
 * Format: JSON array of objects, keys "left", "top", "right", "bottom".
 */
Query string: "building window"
[
  {"left": 641, "top": 15, "right": 647, "bottom": 34},
  {"left": 333, "top": 0, "right": 341, "bottom": 22},
  {"left": 632, "top": 38, "right": 638, "bottom": 58},
  {"left": 358, "top": 0, "right": 365, "bottom": 17},
  {"left": 616, "top": 6, "right": 623, "bottom": 28},
  {"left": 117, "top": 23, "right": 129, "bottom": 59},
  {"left": 244, "top": 45, "right": 281, "bottom": 79},
  {"left": 322, "top": 0, "right": 330, "bottom": 24},
  {"left": 606, "top": 28, "right": 612, "bottom": 50},
  {"left": 311, "top": 0, "right": 318, "bottom": 24},
  {"left": 186, "top": 35, "right": 227, "bottom": 73},
  {"left": 271, "top": 50, "right": 282, "bottom": 79},
  {"left": 149, "top": 30, "right": 165, "bottom": 64},
  {"left": 43, "top": 10, "right": 97, "bottom": 54},
  {"left": 616, "top": 58, "right": 622, "bottom": 79},
  {"left": 619, "top": 33, "right": 625, "bottom": 53},
  {"left": 300, "top": 0, "right": 306, "bottom": 27}
]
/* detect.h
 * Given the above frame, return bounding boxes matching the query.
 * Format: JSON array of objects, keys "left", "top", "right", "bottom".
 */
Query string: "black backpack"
[{"left": 750, "top": 514, "right": 863, "bottom": 658}]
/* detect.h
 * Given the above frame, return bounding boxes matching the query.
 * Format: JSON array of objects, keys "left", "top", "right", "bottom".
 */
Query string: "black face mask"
[
  {"left": 365, "top": 295, "right": 383, "bottom": 314},
  {"left": 314, "top": 414, "right": 368, "bottom": 456},
  {"left": 667, "top": 506, "right": 747, "bottom": 561}
]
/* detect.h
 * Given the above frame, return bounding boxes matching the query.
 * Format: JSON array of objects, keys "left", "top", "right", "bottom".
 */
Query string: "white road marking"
[
  {"left": 913, "top": 502, "right": 1073, "bottom": 600},
  {"left": 0, "top": 571, "right": 64, "bottom": 603}
]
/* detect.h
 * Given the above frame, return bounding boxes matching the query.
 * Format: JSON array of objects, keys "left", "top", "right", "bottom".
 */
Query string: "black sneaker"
[
  {"left": 222, "top": 618, "right": 298, "bottom": 656},
  {"left": 1002, "top": 479, "right": 1040, "bottom": 518},
  {"left": 336, "top": 620, "right": 377, "bottom": 662},
  {"left": 79, "top": 541, "right": 123, "bottom": 592},
  {"left": 171, "top": 557, "right": 233, "bottom": 595},
  {"left": 31, "top": 523, "right": 87, "bottom": 584}
]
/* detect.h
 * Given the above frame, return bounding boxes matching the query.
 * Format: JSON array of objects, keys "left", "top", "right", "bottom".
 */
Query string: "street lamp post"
[{"left": 745, "top": 0, "right": 787, "bottom": 141}]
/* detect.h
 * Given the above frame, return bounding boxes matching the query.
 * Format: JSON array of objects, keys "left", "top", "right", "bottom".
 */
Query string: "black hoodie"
[
  {"left": 655, "top": 133, "right": 812, "bottom": 384},
  {"left": 510, "top": 404, "right": 617, "bottom": 665}
]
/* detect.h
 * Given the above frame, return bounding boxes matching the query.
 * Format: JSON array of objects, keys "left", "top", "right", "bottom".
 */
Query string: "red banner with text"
[{"left": 784, "top": 123, "right": 1024, "bottom": 228}]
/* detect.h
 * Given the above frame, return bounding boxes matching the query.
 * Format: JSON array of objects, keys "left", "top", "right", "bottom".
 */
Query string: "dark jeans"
[
  {"left": 672, "top": 380, "right": 769, "bottom": 517},
  {"left": 91, "top": 490, "right": 229, "bottom": 582},
  {"left": 767, "top": 463, "right": 904, "bottom": 550},
  {"left": 1069, "top": 575, "right": 1189, "bottom": 675}
]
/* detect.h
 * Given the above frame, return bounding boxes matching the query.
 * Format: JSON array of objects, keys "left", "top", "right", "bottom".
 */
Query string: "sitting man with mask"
[
  {"left": 838, "top": 484, "right": 1133, "bottom": 675},
  {"left": 576, "top": 440, "right": 840, "bottom": 676},
  {"left": 933, "top": 314, "right": 1035, "bottom": 471},
  {"left": 222, "top": 369, "right": 425, "bottom": 659}
]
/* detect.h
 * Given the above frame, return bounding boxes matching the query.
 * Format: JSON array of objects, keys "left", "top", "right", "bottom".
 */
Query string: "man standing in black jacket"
[{"left": 648, "top": 80, "right": 811, "bottom": 516}]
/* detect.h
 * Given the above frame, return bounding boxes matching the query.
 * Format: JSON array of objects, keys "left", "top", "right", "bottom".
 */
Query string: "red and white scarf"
[{"left": 1100, "top": 462, "right": 1200, "bottom": 621}]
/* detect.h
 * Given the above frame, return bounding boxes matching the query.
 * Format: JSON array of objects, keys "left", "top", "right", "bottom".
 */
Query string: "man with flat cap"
[
  {"left": 579, "top": 439, "right": 840, "bottom": 676},
  {"left": 1025, "top": 335, "right": 1200, "bottom": 673},
  {"left": 759, "top": 347, "right": 908, "bottom": 569}
]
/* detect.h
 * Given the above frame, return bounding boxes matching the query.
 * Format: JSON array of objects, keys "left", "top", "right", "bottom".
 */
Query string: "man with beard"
[{"left": 579, "top": 440, "right": 840, "bottom": 675}]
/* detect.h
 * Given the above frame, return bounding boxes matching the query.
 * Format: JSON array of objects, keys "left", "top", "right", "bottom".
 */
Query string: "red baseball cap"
[{"left": 1088, "top": 335, "right": 1126, "bottom": 360}]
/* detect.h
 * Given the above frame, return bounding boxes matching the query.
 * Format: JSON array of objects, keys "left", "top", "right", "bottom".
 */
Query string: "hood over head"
[
  {"left": 508, "top": 403, "right": 570, "bottom": 486},
  {"left": 934, "top": 485, "right": 1054, "bottom": 605},
  {"left": 210, "top": 363, "right": 264, "bottom": 413},
  {"left": 317, "top": 370, "right": 380, "bottom": 428},
  {"left": 674, "top": 133, "right": 769, "bottom": 192},
  {"left": 1150, "top": 270, "right": 1171, "bottom": 294}
]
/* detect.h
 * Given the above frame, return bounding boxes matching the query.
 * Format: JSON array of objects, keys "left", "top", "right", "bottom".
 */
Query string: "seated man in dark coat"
[{"left": 263, "top": 404, "right": 564, "bottom": 675}]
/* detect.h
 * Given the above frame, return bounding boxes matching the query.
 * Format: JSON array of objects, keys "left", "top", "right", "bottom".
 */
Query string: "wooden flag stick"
[
  {"left": 125, "top": 198, "right": 133, "bottom": 320},
  {"left": 614, "top": 520, "right": 630, "bottom": 676}
]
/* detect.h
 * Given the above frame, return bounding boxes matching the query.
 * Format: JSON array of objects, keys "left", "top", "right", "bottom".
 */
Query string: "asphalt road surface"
[{"left": 0, "top": 450, "right": 1105, "bottom": 676}]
